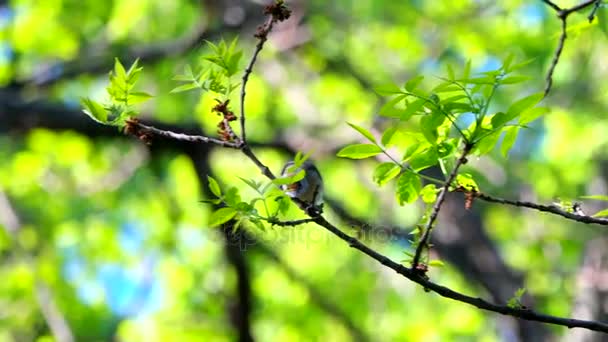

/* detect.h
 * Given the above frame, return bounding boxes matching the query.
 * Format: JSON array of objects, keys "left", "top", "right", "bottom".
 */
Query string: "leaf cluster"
[
  {"left": 171, "top": 38, "right": 243, "bottom": 97},
  {"left": 82, "top": 59, "right": 153, "bottom": 126}
]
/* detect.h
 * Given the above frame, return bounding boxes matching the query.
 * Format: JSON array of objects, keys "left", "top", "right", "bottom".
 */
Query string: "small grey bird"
[{"left": 280, "top": 160, "right": 324, "bottom": 214}]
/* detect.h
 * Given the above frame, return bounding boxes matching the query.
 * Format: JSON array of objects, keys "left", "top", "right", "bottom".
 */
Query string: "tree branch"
[
  {"left": 411, "top": 143, "right": 474, "bottom": 271},
  {"left": 542, "top": 0, "right": 599, "bottom": 97},
  {"left": 466, "top": 191, "right": 608, "bottom": 226},
  {"left": 309, "top": 215, "right": 608, "bottom": 332}
]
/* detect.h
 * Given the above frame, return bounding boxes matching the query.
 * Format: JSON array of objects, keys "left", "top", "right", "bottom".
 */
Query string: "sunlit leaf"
[
  {"left": 396, "top": 171, "right": 421, "bottom": 205},
  {"left": 81, "top": 98, "right": 108, "bottom": 124},
  {"left": 209, "top": 207, "right": 237, "bottom": 226},
  {"left": 373, "top": 162, "right": 401, "bottom": 186},
  {"left": 347, "top": 122, "right": 377, "bottom": 144},
  {"left": 501, "top": 126, "right": 519, "bottom": 157},
  {"left": 208, "top": 176, "right": 222, "bottom": 197},
  {"left": 337, "top": 144, "right": 383, "bottom": 159}
]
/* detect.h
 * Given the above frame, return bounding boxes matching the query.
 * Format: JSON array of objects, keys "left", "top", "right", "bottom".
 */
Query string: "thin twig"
[
  {"left": 240, "top": 17, "right": 275, "bottom": 144},
  {"left": 467, "top": 191, "right": 608, "bottom": 226},
  {"left": 411, "top": 143, "right": 474, "bottom": 271},
  {"left": 134, "top": 122, "right": 241, "bottom": 148},
  {"left": 542, "top": 0, "right": 599, "bottom": 97},
  {"left": 544, "top": 16, "right": 567, "bottom": 97}
]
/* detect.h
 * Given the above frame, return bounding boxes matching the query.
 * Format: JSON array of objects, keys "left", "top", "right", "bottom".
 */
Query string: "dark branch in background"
[
  {"left": 541, "top": 0, "right": 600, "bottom": 97},
  {"left": 184, "top": 144, "right": 255, "bottom": 342},
  {"left": 112, "top": 2, "right": 608, "bottom": 332},
  {"left": 411, "top": 143, "right": 473, "bottom": 271},
  {"left": 465, "top": 190, "right": 608, "bottom": 226}
]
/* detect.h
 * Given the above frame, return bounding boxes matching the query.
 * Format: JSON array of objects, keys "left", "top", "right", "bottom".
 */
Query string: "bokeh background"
[{"left": 1, "top": 0, "right": 608, "bottom": 341}]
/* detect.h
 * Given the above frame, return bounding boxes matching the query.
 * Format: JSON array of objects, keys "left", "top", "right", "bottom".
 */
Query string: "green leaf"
[
  {"left": 396, "top": 172, "right": 421, "bottom": 205},
  {"left": 501, "top": 126, "right": 519, "bottom": 157},
  {"left": 374, "top": 84, "right": 402, "bottom": 96},
  {"left": 428, "top": 259, "right": 445, "bottom": 267},
  {"left": 401, "top": 98, "right": 427, "bottom": 121},
  {"left": 379, "top": 95, "right": 407, "bottom": 118},
  {"left": 457, "top": 76, "right": 494, "bottom": 85},
  {"left": 598, "top": 5, "right": 608, "bottom": 37},
  {"left": 347, "top": 122, "right": 377, "bottom": 144},
  {"left": 420, "top": 184, "right": 438, "bottom": 203},
  {"left": 475, "top": 130, "right": 501, "bottom": 155},
  {"left": 501, "top": 75, "right": 530, "bottom": 84},
  {"left": 506, "top": 93, "right": 544, "bottom": 121},
  {"left": 224, "top": 187, "right": 241, "bottom": 207},
  {"left": 420, "top": 111, "right": 445, "bottom": 144},
  {"left": 170, "top": 83, "right": 201, "bottom": 93},
  {"left": 114, "top": 58, "right": 127, "bottom": 80},
  {"left": 81, "top": 98, "right": 108, "bottom": 124},
  {"left": 592, "top": 208, "right": 608, "bottom": 218},
  {"left": 337, "top": 144, "right": 383, "bottom": 159},
  {"left": 238, "top": 177, "right": 261, "bottom": 193},
  {"left": 490, "top": 112, "right": 509, "bottom": 129},
  {"left": 519, "top": 107, "right": 548, "bottom": 125},
  {"left": 273, "top": 169, "right": 306, "bottom": 186},
  {"left": 373, "top": 162, "right": 401, "bottom": 186},
  {"left": 581, "top": 195, "right": 608, "bottom": 201},
  {"left": 409, "top": 148, "right": 439, "bottom": 172},
  {"left": 128, "top": 92, "right": 154, "bottom": 104},
  {"left": 405, "top": 75, "right": 424, "bottom": 92},
  {"left": 440, "top": 95, "right": 467, "bottom": 104},
  {"left": 381, "top": 127, "right": 398, "bottom": 146},
  {"left": 207, "top": 176, "right": 222, "bottom": 197},
  {"left": 402, "top": 142, "right": 423, "bottom": 162},
  {"left": 456, "top": 173, "right": 478, "bottom": 191},
  {"left": 209, "top": 207, "right": 237, "bottom": 226},
  {"left": 446, "top": 64, "right": 455, "bottom": 80}
]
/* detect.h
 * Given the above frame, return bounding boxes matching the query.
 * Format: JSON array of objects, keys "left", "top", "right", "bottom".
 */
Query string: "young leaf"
[
  {"left": 379, "top": 94, "right": 406, "bottom": 118},
  {"left": 347, "top": 122, "right": 377, "bottom": 144},
  {"left": 420, "top": 184, "right": 438, "bottom": 203},
  {"left": 428, "top": 259, "right": 445, "bottom": 267},
  {"left": 128, "top": 92, "right": 154, "bottom": 104},
  {"left": 396, "top": 171, "right": 421, "bottom": 205},
  {"left": 501, "top": 75, "right": 530, "bottom": 84},
  {"left": 593, "top": 208, "right": 608, "bottom": 217},
  {"left": 273, "top": 169, "right": 306, "bottom": 186},
  {"left": 501, "top": 126, "right": 519, "bottom": 157},
  {"left": 405, "top": 75, "right": 424, "bottom": 92},
  {"left": 170, "top": 83, "right": 200, "bottom": 94},
  {"left": 114, "top": 58, "right": 127, "bottom": 80},
  {"left": 506, "top": 92, "right": 544, "bottom": 120},
  {"left": 207, "top": 176, "right": 222, "bottom": 197},
  {"left": 519, "top": 107, "right": 548, "bottom": 125},
  {"left": 455, "top": 173, "right": 478, "bottom": 191},
  {"left": 374, "top": 84, "right": 402, "bottom": 96},
  {"left": 581, "top": 195, "right": 608, "bottom": 201},
  {"left": 337, "top": 144, "right": 383, "bottom": 159},
  {"left": 81, "top": 98, "right": 108, "bottom": 124},
  {"left": 373, "top": 162, "right": 401, "bottom": 186},
  {"left": 409, "top": 148, "right": 439, "bottom": 172},
  {"left": 209, "top": 207, "right": 237, "bottom": 226},
  {"left": 401, "top": 98, "right": 427, "bottom": 121},
  {"left": 381, "top": 127, "right": 398, "bottom": 146}
]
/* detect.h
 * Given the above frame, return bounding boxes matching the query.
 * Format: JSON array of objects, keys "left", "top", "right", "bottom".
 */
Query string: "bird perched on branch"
[{"left": 280, "top": 160, "right": 324, "bottom": 216}]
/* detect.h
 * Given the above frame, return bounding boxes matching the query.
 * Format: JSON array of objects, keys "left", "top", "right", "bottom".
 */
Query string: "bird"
[{"left": 280, "top": 160, "right": 324, "bottom": 215}]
